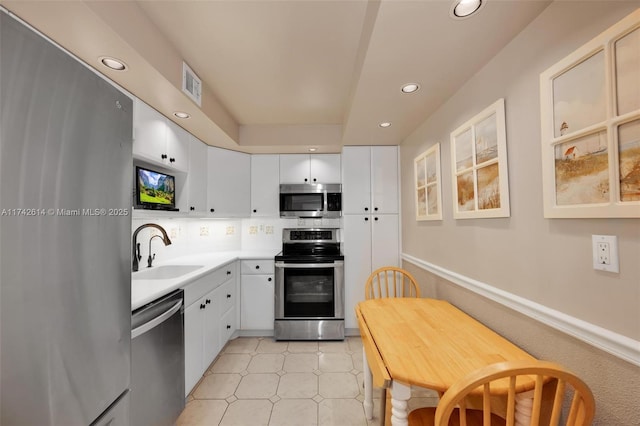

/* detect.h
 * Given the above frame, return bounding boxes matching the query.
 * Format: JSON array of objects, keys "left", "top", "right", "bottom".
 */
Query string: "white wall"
[{"left": 399, "top": 2, "right": 640, "bottom": 424}]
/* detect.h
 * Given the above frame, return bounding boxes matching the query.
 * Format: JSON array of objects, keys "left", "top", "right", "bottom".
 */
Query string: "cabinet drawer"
[
  {"left": 184, "top": 263, "right": 235, "bottom": 307},
  {"left": 241, "top": 260, "right": 274, "bottom": 275},
  {"left": 218, "top": 278, "right": 235, "bottom": 314},
  {"left": 220, "top": 308, "right": 236, "bottom": 343}
]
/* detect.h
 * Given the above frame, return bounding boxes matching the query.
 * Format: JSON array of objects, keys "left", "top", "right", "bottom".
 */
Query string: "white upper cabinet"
[
  {"left": 279, "top": 154, "right": 341, "bottom": 184},
  {"left": 371, "top": 146, "right": 399, "bottom": 214},
  {"left": 342, "top": 146, "right": 371, "bottom": 214},
  {"left": 309, "top": 154, "right": 341, "bottom": 183},
  {"left": 165, "top": 120, "right": 190, "bottom": 172},
  {"left": 207, "top": 147, "right": 251, "bottom": 217},
  {"left": 186, "top": 135, "right": 208, "bottom": 214},
  {"left": 251, "top": 155, "right": 280, "bottom": 216},
  {"left": 132, "top": 99, "right": 188, "bottom": 172},
  {"left": 342, "top": 146, "right": 398, "bottom": 214}
]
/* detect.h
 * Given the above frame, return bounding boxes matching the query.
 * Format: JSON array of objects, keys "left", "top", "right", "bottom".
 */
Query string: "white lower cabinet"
[
  {"left": 183, "top": 262, "right": 237, "bottom": 396},
  {"left": 343, "top": 214, "right": 399, "bottom": 331},
  {"left": 240, "top": 260, "right": 275, "bottom": 332}
]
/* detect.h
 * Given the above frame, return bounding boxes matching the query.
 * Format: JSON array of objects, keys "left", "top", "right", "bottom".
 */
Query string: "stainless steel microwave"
[{"left": 279, "top": 184, "right": 342, "bottom": 218}]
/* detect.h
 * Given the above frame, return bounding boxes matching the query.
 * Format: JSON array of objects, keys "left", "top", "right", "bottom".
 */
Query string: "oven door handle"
[{"left": 275, "top": 261, "right": 342, "bottom": 268}]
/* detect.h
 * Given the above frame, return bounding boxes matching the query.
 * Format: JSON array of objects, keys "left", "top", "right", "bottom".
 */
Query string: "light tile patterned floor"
[{"left": 177, "top": 336, "right": 438, "bottom": 426}]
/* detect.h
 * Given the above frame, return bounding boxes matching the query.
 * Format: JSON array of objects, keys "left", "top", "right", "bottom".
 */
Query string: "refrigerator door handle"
[{"left": 131, "top": 300, "right": 182, "bottom": 339}]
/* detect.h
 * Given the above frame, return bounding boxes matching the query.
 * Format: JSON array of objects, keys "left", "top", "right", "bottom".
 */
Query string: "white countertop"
[{"left": 132, "top": 250, "right": 279, "bottom": 310}]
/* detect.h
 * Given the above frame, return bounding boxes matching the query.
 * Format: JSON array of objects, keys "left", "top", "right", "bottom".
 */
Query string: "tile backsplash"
[{"left": 131, "top": 216, "right": 342, "bottom": 266}]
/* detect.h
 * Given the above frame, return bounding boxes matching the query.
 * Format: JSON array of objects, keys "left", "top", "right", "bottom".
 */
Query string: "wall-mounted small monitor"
[{"left": 135, "top": 166, "right": 178, "bottom": 211}]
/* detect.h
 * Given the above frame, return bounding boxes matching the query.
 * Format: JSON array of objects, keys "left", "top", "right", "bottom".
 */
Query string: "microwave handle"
[{"left": 323, "top": 189, "right": 328, "bottom": 215}]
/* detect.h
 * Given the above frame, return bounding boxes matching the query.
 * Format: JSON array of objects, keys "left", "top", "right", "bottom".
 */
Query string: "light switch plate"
[{"left": 592, "top": 235, "right": 619, "bottom": 273}]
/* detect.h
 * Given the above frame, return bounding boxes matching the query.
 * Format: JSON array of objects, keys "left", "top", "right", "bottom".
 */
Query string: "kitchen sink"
[{"left": 133, "top": 265, "right": 204, "bottom": 280}]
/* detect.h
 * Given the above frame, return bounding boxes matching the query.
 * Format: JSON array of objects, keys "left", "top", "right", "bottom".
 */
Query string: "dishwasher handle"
[{"left": 132, "top": 299, "right": 182, "bottom": 339}]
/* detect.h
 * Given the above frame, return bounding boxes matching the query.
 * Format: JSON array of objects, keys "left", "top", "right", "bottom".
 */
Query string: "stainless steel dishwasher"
[{"left": 131, "top": 289, "right": 185, "bottom": 426}]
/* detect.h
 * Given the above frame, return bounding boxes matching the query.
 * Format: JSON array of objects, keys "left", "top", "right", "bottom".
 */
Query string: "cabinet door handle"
[
  {"left": 210, "top": 208, "right": 215, "bottom": 213},
  {"left": 374, "top": 217, "right": 379, "bottom": 221},
  {"left": 304, "top": 178, "right": 308, "bottom": 182},
  {"left": 161, "top": 153, "right": 168, "bottom": 160},
  {"left": 169, "top": 157, "right": 175, "bottom": 163},
  {"left": 374, "top": 207, "right": 378, "bottom": 211},
  {"left": 205, "top": 299, "right": 211, "bottom": 304},
  {"left": 226, "top": 325, "right": 231, "bottom": 329},
  {"left": 253, "top": 209, "right": 257, "bottom": 213},
  {"left": 313, "top": 178, "right": 317, "bottom": 182},
  {"left": 255, "top": 265, "right": 260, "bottom": 270},
  {"left": 364, "top": 217, "right": 369, "bottom": 221},
  {"left": 190, "top": 206, "right": 195, "bottom": 211},
  {"left": 268, "top": 277, "right": 272, "bottom": 282},
  {"left": 227, "top": 270, "right": 231, "bottom": 275},
  {"left": 364, "top": 207, "right": 369, "bottom": 212},
  {"left": 200, "top": 304, "right": 205, "bottom": 309},
  {"left": 227, "top": 294, "right": 231, "bottom": 298}
]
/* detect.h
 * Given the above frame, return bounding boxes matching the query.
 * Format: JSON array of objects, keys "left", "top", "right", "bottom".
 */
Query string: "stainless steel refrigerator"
[{"left": 1, "top": 11, "right": 132, "bottom": 425}]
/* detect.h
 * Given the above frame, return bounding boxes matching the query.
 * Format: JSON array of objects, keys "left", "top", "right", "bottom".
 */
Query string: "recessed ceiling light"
[
  {"left": 379, "top": 122, "right": 392, "bottom": 128},
  {"left": 99, "top": 56, "right": 127, "bottom": 71},
  {"left": 173, "top": 111, "right": 190, "bottom": 119},
  {"left": 308, "top": 148, "right": 318, "bottom": 152},
  {"left": 450, "top": 0, "right": 484, "bottom": 19},
  {"left": 401, "top": 83, "right": 420, "bottom": 94}
]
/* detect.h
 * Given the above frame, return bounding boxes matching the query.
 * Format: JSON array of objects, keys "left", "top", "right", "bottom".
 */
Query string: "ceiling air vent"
[{"left": 182, "top": 62, "right": 202, "bottom": 106}]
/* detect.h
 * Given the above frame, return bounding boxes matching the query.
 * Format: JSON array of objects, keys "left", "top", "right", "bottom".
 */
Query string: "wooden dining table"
[{"left": 356, "top": 298, "right": 537, "bottom": 426}]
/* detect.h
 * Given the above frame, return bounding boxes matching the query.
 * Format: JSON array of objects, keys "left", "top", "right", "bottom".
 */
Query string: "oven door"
[{"left": 274, "top": 261, "right": 344, "bottom": 319}]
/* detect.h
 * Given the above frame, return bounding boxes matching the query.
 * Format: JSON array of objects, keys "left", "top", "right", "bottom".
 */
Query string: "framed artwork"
[
  {"left": 450, "top": 98, "right": 510, "bottom": 219},
  {"left": 539, "top": 9, "right": 640, "bottom": 218},
  {"left": 414, "top": 143, "right": 442, "bottom": 221}
]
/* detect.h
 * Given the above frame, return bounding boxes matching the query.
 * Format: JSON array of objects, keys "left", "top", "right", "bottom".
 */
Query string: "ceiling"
[{"left": 1, "top": 0, "right": 551, "bottom": 153}]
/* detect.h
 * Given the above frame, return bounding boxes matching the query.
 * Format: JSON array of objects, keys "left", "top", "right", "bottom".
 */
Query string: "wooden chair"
[
  {"left": 365, "top": 266, "right": 421, "bottom": 299},
  {"left": 364, "top": 266, "right": 421, "bottom": 425},
  {"left": 408, "top": 360, "right": 595, "bottom": 426}
]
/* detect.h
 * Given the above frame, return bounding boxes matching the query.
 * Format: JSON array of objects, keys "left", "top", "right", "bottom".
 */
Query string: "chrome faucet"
[{"left": 132, "top": 223, "right": 172, "bottom": 272}]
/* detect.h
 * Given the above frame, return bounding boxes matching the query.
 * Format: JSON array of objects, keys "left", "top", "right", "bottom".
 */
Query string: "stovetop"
[{"left": 276, "top": 228, "right": 344, "bottom": 262}]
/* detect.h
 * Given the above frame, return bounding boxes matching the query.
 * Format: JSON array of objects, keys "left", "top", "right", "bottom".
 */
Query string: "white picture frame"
[
  {"left": 415, "top": 143, "right": 442, "bottom": 221},
  {"left": 450, "top": 98, "right": 510, "bottom": 219},
  {"left": 539, "top": 9, "right": 640, "bottom": 218}
]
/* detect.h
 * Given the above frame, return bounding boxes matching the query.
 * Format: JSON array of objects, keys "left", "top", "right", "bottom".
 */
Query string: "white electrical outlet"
[
  {"left": 226, "top": 226, "right": 235, "bottom": 235},
  {"left": 592, "top": 235, "right": 619, "bottom": 273}
]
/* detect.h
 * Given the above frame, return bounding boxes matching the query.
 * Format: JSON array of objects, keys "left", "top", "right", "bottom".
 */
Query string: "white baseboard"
[{"left": 402, "top": 253, "right": 640, "bottom": 368}]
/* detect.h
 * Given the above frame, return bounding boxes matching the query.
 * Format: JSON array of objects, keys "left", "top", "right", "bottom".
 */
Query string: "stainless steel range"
[{"left": 274, "top": 228, "right": 344, "bottom": 340}]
